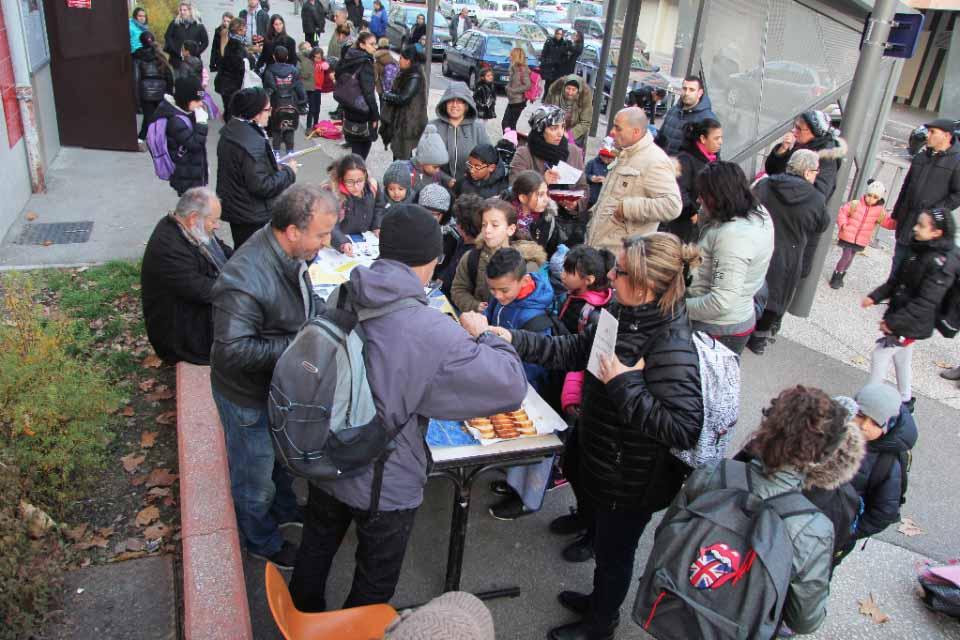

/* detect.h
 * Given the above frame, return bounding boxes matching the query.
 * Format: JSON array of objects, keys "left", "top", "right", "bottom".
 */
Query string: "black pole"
[
  {"left": 589, "top": 0, "right": 619, "bottom": 136},
  {"left": 425, "top": 0, "right": 436, "bottom": 94},
  {"left": 607, "top": 0, "right": 642, "bottom": 133}
]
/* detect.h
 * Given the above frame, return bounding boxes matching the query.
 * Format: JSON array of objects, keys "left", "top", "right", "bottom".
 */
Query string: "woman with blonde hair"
[
  {"left": 459, "top": 232, "right": 705, "bottom": 640},
  {"left": 503, "top": 46, "right": 531, "bottom": 132}
]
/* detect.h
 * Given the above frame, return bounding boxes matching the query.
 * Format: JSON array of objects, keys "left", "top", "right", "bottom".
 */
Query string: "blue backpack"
[{"left": 146, "top": 114, "right": 191, "bottom": 180}]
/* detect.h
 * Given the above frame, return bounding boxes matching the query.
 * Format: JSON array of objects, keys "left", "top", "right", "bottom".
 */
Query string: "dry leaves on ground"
[
  {"left": 858, "top": 593, "right": 890, "bottom": 623},
  {"left": 138, "top": 378, "right": 157, "bottom": 392},
  {"left": 145, "top": 386, "right": 174, "bottom": 402},
  {"left": 74, "top": 527, "right": 114, "bottom": 550},
  {"left": 63, "top": 523, "right": 89, "bottom": 542},
  {"left": 141, "top": 354, "right": 163, "bottom": 368},
  {"left": 934, "top": 360, "right": 953, "bottom": 369},
  {"left": 155, "top": 411, "right": 176, "bottom": 426},
  {"left": 121, "top": 406, "right": 135, "bottom": 417},
  {"left": 19, "top": 501, "right": 56, "bottom": 539},
  {"left": 140, "top": 431, "right": 158, "bottom": 449},
  {"left": 117, "top": 537, "right": 145, "bottom": 553},
  {"left": 130, "top": 473, "right": 149, "bottom": 486},
  {"left": 135, "top": 505, "right": 160, "bottom": 527},
  {"left": 897, "top": 517, "right": 924, "bottom": 537},
  {"left": 25, "top": 211, "right": 38, "bottom": 221},
  {"left": 145, "top": 468, "right": 178, "bottom": 488},
  {"left": 120, "top": 453, "right": 146, "bottom": 473},
  {"left": 144, "top": 523, "right": 171, "bottom": 540}
]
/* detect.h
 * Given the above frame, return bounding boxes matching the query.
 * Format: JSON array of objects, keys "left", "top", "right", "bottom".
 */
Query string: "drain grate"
[{"left": 16, "top": 221, "right": 94, "bottom": 245}]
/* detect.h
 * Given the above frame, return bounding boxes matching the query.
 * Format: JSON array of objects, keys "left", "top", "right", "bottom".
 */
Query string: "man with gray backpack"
[{"left": 284, "top": 204, "right": 528, "bottom": 611}]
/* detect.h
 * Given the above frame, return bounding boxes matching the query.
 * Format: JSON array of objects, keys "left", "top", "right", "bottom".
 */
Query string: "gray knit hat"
[
  {"left": 383, "top": 160, "right": 414, "bottom": 189},
  {"left": 413, "top": 124, "right": 450, "bottom": 167},
  {"left": 855, "top": 383, "right": 901, "bottom": 430},
  {"left": 384, "top": 591, "right": 495, "bottom": 640},
  {"left": 417, "top": 183, "right": 451, "bottom": 214}
]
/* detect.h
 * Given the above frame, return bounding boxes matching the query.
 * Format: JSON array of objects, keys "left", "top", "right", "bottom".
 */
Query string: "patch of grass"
[{"left": 46, "top": 261, "right": 142, "bottom": 320}]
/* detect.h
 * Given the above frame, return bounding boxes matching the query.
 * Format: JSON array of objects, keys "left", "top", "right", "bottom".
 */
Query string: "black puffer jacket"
[
  {"left": 892, "top": 142, "right": 960, "bottom": 245},
  {"left": 164, "top": 19, "right": 209, "bottom": 66},
  {"left": 132, "top": 46, "right": 174, "bottom": 104},
  {"left": 557, "top": 33, "right": 584, "bottom": 77},
  {"left": 210, "top": 226, "right": 317, "bottom": 408},
  {"left": 214, "top": 37, "right": 253, "bottom": 95},
  {"left": 336, "top": 45, "right": 380, "bottom": 138},
  {"left": 216, "top": 118, "right": 296, "bottom": 225},
  {"left": 753, "top": 174, "right": 829, "bottom": 315},
  {"left": 868, "top": 235, "right": 957, "bottom": 339},
  {"left": 142, "top": 215, "right": 232, "bottom": 365},
  {"left": 539, "top": 37, "right": 570, "bottom": 81},
  {"left": 257, "top": 34, "right": 299, "bottom": 73},
  {"left": 662, "top": 138, "right": 715, "bottom": 243},
  {"left": 511, "top": 301, "right": 703, "bottom": 511},
  {"left": 764, "top": 133, "right": 848, "bottom": 202},
  {"left": 153, "top": 98, "right": 209, "bottom": 194}
]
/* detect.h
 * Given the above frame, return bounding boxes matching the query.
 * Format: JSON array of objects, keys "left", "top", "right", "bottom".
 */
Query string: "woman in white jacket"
[{"left": 685, "top": 161, "right": 775, "bottom": 354}]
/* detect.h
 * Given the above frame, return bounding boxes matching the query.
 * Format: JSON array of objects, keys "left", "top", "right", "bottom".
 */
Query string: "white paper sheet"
[
  {"left": 554, "top": 160, "right": 583, "bottom": 184},
  {"left": 586, "top": 308, "right": 618, "bottom": 379}
]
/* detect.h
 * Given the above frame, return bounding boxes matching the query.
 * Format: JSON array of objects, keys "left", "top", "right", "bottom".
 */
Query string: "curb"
[{"left": 176, "top": 363, "right": 253, "bottom": 640}]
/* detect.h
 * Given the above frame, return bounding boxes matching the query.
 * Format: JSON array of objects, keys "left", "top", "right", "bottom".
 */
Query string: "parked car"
[
  {"left": 332, "top": 0, "right": 390, "bottom": 19},
  {"left": 566, "top": 0, "right": 602, "bottom": 20},
  {"left": 575, "top": 41, "right": 673, "bottom": 115},
  {"left": 440, "top": 0, "right": 481, "bottom": 19},
  {"left": 534, "top": 0, "right": 568, "bottom": 13},
  {"left": 516, "top": 9, "right": 571, "bottom": 33},
  {"left": 725, "top": 61, "right": 837, "bottom": 116},
  {"left": 474, "top": 0, "right": 520, "bottom": 21},
  {"left": 386, "top": 3, "right": 450, "bottom": 59},
  {"left": 442, "top": 29, "right": 541, "bottom": 88},
  {"left": 477, "top": 18, "right": 548, "bottom": 42}
]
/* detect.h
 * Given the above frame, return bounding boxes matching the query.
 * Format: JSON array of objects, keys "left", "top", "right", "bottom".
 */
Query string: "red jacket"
[
  {"left": 837, "top": 196, "right": 894, "bottom": 247},
  {"left": 315, "top": 59, "right": 335, "bottom": 93}
]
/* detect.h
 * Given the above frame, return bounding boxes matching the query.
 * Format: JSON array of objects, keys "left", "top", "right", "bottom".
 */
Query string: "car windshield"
[
  {"left": 403, "top": 7, "right": 426, "bottom": 21},
  {"left": 485, "top": 36, "right": 517, "bottom": 57}
]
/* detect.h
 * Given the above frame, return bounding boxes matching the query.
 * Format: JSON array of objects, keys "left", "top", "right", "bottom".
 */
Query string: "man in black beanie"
[
  {"left": 289, "top": 204, "right": 528, "bottom": 612},
  {"left": 217, "top": 87, "right": 299, "bottom": 248}
]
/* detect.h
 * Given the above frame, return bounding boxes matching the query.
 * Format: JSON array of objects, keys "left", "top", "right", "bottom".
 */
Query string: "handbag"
[
  {"left": 342, "top": 118, "right": 371, "bottom": 138},
  {"left": 333, "top": 70, "right": 370, "bottom": 115},
  {"left": 242, "top": 58, "right": 262, "bottom": 89}
]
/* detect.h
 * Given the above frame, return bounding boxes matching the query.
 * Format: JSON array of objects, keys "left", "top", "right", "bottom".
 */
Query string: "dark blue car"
[{"left": 441, "top": 30, "right": 540, "bottom": 89}]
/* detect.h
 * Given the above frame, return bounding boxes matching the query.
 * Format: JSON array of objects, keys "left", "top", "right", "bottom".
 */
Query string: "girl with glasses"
[{"left": 329, "top": 154, "right": 383, "bottom": 256}]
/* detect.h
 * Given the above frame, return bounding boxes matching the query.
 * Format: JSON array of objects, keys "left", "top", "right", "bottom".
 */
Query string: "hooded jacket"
[
  {"left": 337, "top": 45, "right": 380, "bottom": 129},
  {"left": 510, "top": 301, "right": 703, "bottom": 511},
  {"left": 450, "top": 238, "right": 547, "bottom": 313},
  {"left": 263, "top": 61, "right": 308, "bottom": 115},
  {"left": 586, "top": 132, "right": 682, "bottom": 253},
  {"left": 313, "top": 260, "right": 528, "bottom": 511},
  {"left": 429, "top": 82, "right": 491, "bottom": 180},
  {"left": 544, "top": 74, "right": 593, "bottom": 144},
  {"left": 486, "top": 270, "right": 555, "bottom": 391},
  {"left": 851, "top": 405, "right": 918, "bottom": 538},
  {"left": 210, "top": 226, "right": 316, "bottom": 407},
  {"left": 765, "top": 133, "right": 848, "bottom": 203},
  {"left": 654, "top": 93, "right": 718, "bottom": 156},
  {"left": 153, "top": 96, "right": 209, "bottom": 194},
  {"left": 558, "top": 287, "right": 614, "bottom": 412},
  {"left": 130, "top": 18, "right": 148, "bottom": 53},
  {"left": 454, "top": 161, "right": 509, "bottom": 199},
  {"left": 868, "top": 234, "right": 958, "bottom": 339},
  {"left": 686, "top": 208, "right": 775, "bottom": 335},
  {"left": 675, "top": 460, "right": 834, "bottom": 634},
  {"left": 216, "top": 118, "right": 296, "bottom": 225},
  {"left": 891, "top": 142, "right": 960, "bottom": 245},
  {"left": 837, "top": 196, "right": 894, "bottom": 248},
  {"left": 752, "top": 174, "right": 829, "bottom": 315}
]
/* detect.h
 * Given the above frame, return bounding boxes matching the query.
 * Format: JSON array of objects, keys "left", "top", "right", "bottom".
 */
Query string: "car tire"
[
  {"left": 442, "top": 57, "right": 452, "bottom": 77},
  {"left": 468, "top": 69, "right": 477, "bottom": 90}
]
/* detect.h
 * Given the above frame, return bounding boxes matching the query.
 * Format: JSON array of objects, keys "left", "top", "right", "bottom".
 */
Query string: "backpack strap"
[
  {"left": 765, "top": 491, "right": 821, "bottom": 520},
  {"left": 720, "top": 459, "right": 752, "bottom": 492},
  {"left": 521, "top": 313, "right": 554, "bottom": 333}
]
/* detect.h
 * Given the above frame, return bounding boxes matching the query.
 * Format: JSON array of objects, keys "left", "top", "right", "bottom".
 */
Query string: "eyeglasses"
[
  {"left": 343, "top": 178, "right": 367, "bottom": 187},
  {"left": 466, "top": 162, "right": 491, "bottom": 172}
]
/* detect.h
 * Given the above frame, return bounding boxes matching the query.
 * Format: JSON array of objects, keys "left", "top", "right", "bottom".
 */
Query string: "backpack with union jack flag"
[{"left": 632, "top": 460, "right": 821, "bottom": 639}]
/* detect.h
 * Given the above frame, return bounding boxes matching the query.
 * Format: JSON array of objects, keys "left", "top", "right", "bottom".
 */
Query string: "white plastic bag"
[{"left": 242, "top": 58, "right": 262, "bottom": 90}]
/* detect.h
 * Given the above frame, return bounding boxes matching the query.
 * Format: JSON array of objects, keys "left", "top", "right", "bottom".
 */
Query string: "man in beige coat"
[{"left": 586, "top": 107, "right": 682, "bottom": 253}]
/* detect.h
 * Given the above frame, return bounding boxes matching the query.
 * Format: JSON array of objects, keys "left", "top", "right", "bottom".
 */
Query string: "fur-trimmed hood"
[
  {"left": 807, "top": 134, "right": 848, "bottom": 162},
  {"left": 473, "top": 237, "right": 548, "bottom": 269},
  {"left": 803, "top": 419, "right": 866, "bottom": 490}
]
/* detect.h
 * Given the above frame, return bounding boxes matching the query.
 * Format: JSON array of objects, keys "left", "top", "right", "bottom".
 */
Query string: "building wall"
[
  {"left": 0, "top": 0, "right": 31, "bottom": 217},
  {"left": 34, "top": 63, "right": 59, "bottom": 167},
  {"left": 894, "top": 9, "right": 956, "bottom": 111}
]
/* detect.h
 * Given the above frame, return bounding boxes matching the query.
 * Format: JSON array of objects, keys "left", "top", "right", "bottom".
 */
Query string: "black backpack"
[
  {"left": 804, "top": 483, "right": 862, "bottom": 560},
  {"left": 269, "top": 70, "right": 300, "bottom": 131},
  {"left": 870, "top": 450, "right": 911, "bottom": 507},
  {"left": 936, "top": 270, "right": 960, "bottom": 338}
]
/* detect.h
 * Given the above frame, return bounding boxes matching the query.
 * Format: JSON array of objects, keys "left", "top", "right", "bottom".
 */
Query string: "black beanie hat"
[
  {"left": 400, "top": 44, "right": 419, "bottom": 63},
  {"left": 379, "top": 204, "right": 443, "bottom": 267},
  {"left": 469, "top": 143, "right": 499, "bottom": 165},
  {"left": 174, "top": 76, "right": 204, "bottom": 110},
  {"left": 231, "top": 88, "right": 269, "bottom": 120}
]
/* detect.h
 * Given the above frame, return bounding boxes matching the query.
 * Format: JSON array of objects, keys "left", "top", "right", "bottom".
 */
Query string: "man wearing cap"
[
  {"left": 890, "top": 118, "right": 960, "bottom": 275},
  {"left": 454, "top": 144, "right": 510, "bottom": 199},
  {"left": 289, "top": 204, "right": 527, "bottom": 612},
  {"left": 766, "top": 110, "right": 848, "bottom": 204},
  {"left": 151, "top": 76, "right": 210, "bottom": 196}
]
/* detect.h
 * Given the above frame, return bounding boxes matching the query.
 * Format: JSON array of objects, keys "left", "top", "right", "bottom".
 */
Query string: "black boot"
[
  {"left": 829, "top": 270, "right": 846, "bottom": 289},
  {"left": 550, "top": 507, "right": 587, "bottom": 535},
  {"left": 940, "top": 366, "right": 960, "bottom": 381},
  {"left": 903, "top": 397, "right": 916, "bottom": 414},
  {"left": 562, "top": 534, "right": 595, "bottom": 563},
  {"left": 746, "top": 335, "right": 767, "bottom": 355},
  {"left": 548, "top": 619, "right": 616, "bottom": 640}
]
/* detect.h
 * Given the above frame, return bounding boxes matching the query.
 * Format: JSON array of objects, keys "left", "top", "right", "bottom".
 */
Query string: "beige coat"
[{"left": 586, "top": 133, "right": 682, "bottom": 253}]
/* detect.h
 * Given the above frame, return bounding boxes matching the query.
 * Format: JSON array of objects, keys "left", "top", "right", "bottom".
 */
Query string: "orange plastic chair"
[{"left": 264, "top": 562, "right": 399, "bottom": 640}]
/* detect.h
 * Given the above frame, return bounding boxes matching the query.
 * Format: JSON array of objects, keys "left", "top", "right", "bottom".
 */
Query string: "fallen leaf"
[
  {"left": 76, "top": 535, "right": 109, "bottom": 550},
  {"left": 858, "top": 593, "right": 890, "bottom": 624},
  {"left": 130, "top": 473, "right": 148, "bottom": 486},
  {"left": 42, "top": 239, "right": 53, "bottom": 247},
  {"left": 934, "top": 360, "right": 952, "bottom": 369},
  {"left": 120, "top": 453, "right": 146, "bottom": 473},
  {"left": 141, "top": 354, "right": 163, "bottom": 369},
  {"left": 135, "top": 506, "right": 160, "bottom": 527},
  {"left": 897, "top": 517, "right": 924, "bottom": 537},
  {"left": 121, "top": 406, "right": 135, "bottom": 417},
  {"left": 147, "top": 487, "right": 170, "bottom": 499},
  {"left": 146, "top": 468, "right": 178, "bottom": 488},
  {"left": 145, "top": 387, "right": 174, "bottom": 402},
  {"left": 63, "top": 523, "right": 89, "bottom": 542},
  {"left": 111, "top": 551, "right": 147, "bottom": 562},
  {"left": 25, "top": 211, "right": 38, "bottom": 221},
  {"left": 19, "top": 501, "right": 56, "bottom": 539},
  {"left": 120, "top": 537, "right": 145, "bottom": 552},
  {"left": 144, "top": 523, "right": 170, "bottom": 540},
  {"left": 140, "top": 431, "right": 158, "bottom": 449},
  {"left": 850, "top": 355, "right": 867, "bottom": 366},
  {"left": 97, "top": 526, "right": 114, "bottom": 538},
  {"left": 139, "top": 378, "right": 157, "bottom": 392},
  {"left": 155, "top": 411, "right": 176, "bottom": 426},
  {"left": 162, "top": 495, "right": 176, "bottom": 508}
]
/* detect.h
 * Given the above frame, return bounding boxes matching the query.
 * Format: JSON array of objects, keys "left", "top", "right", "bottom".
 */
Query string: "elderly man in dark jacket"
[
  {"left": 890, "top": 118, "right": 960, "bottom": 275},
  {"left": 654, "top": 75, "right": 717, "bottom": 155},
  {"left": 210, "top": 184, "right": 339, "bottom": 570},
  {"left": 749, "top": 149, "right": 829, "bottom": 355},
  {"left": 141, "top": 187, "right": 231, "bottom": 366},
  {"left": 289, "top": 205, "right": 527, "bottom": 611},
  {"left": 216, "top": 87, "right": 299, "bottom": 248}
]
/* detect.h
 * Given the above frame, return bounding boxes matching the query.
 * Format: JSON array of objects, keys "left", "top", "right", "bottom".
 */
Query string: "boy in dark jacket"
[
  {"left": 263, "top": 45, "right": 308, "bottom": 155},
  {"left": 454, "top": 144, "right": 510, "bottom": 199},
  {"left": 584, "top": 143, "right": 616, "bottom": 207},
  {"left": 473, "top": 68, "right": 497, "bottom": 121}
]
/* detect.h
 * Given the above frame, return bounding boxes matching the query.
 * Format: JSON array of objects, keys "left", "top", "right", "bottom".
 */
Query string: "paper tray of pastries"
[{"left": 462, "top": 386, "right": 568, "bottom": 446}]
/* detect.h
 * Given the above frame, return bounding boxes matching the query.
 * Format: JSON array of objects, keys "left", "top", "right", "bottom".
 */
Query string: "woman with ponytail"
[
  {"left": 458, "top": 232, "right": 705, "bottom": 640},
  {"left": 662, "top": 117, "right": 722, "bottom": 243}
]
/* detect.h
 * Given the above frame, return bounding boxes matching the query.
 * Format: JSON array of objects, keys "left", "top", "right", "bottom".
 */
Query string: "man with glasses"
[
  {"left": 654, "top": 75, "right": 717, "bottom": 155},
  {"left": 454, "top": 144, "right": 509, "bottom": 198},
  {"left": 586, "top": 107, "right": 681, "bottom": 253}
]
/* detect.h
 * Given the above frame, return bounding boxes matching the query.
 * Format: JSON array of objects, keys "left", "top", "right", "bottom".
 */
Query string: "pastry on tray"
[{"left": 467, "top": 407, "right": 539, "bottom": 440}]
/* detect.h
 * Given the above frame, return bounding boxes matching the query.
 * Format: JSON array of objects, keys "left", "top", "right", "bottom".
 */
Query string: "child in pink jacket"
[{"left": 830, "top": 180, "right": 894, "bottom": 289}]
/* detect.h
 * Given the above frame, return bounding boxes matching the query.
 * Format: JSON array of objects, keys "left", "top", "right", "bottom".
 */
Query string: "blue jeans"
[{"left": 213, "top": 389, "right": 300, "bottom": 556}]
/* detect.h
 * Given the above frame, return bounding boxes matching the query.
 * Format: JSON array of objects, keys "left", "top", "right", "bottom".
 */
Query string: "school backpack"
[
  {"left": 269, "top": 69, "right": 300, "bottom": 131},
  {"left": 268, "top": 283, "right": 420, "bottom": 489},
  {"left": 382, "top": 62, "right": 399, "bottom": 93},
  {"left": 935, "top": 259, "right": 960, "bottom": 338},
  {"left": 670, "top": 332, "right": 740, "bottom": 468},
  {"left": 525, "top": 68, "right": 542, "bottom": 102},
  {"left": 633, "top": 460, "right": 822, "bottom": 639},
  {"left": 146, "top": 114, "right": 191, "bottom": 181}
]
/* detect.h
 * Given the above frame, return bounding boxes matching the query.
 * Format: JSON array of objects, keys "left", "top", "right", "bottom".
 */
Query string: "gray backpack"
[
  {"left": 633, "top": 460, "right": 821, "bottom": 640},
  {"left": 268, "top": 283, "right": 420, "bottom": 490}
]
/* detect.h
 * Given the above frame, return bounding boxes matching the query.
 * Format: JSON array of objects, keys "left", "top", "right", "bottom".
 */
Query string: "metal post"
[
  {"left": 852, "top": 58, "right": 903, "bottom": 198},
  {"left": 589, "top": 0, "right": 619, "bottom": 136},
  {"left": 789, "top": 0, "right": 898, "bottom": 317},
  {"left": 425, "top": 0, "right": 436, "bottom": 94},
  {"left": 607, "top": 0, "right": 643, "bottom": 134}
]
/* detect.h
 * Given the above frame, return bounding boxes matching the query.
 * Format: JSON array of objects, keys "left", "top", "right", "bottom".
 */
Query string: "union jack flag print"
[{"left": 689, "top": 543, "right": 742, "bottom": 590}]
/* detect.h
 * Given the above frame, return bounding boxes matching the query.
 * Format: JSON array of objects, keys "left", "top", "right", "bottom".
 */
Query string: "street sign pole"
[
  {"left": 606, "top": 0, "right": 642, "bottom": 134},
  {"left": 589, "top": 0, "right": 619, "bottom": 137},
  {"left": 425, "top": 0, "right": 436, "bottom": 94}
]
